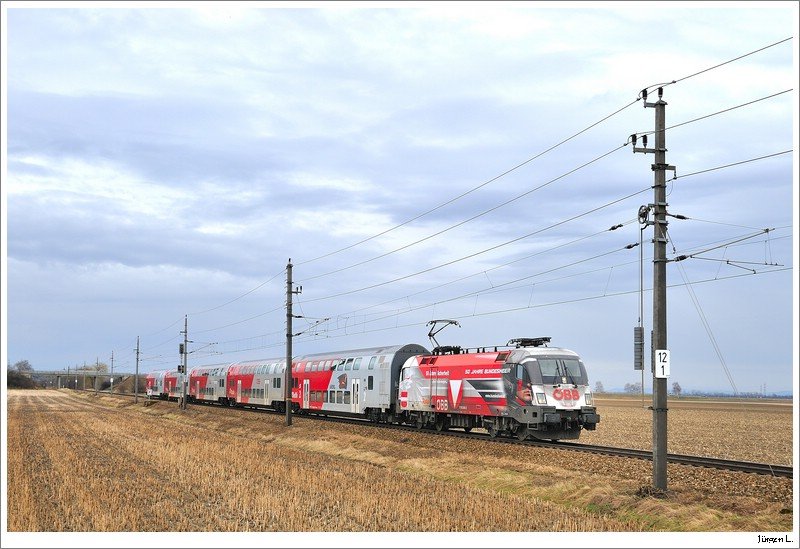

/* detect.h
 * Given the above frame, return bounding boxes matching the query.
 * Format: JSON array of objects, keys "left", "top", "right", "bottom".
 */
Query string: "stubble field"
[
  {"left": 5, "top": 389, "right": 794, "bottom": 533},
  {"left": 583, "top": 395, "right": 794, "bottom": 465}
]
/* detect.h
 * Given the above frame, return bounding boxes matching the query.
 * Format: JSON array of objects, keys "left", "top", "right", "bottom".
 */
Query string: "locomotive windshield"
[{"left": 529, "top": 357, "right": 588, "bottom": 385}]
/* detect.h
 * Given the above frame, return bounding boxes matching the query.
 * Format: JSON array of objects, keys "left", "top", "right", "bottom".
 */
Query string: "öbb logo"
[{"left": 551, "top": 388, "right": 580, "bottom": 401}]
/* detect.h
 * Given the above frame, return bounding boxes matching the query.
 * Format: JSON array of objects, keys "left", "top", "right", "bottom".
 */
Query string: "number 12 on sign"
[{"left": 655, "top": 349, "right": 670, "bottom": 378}]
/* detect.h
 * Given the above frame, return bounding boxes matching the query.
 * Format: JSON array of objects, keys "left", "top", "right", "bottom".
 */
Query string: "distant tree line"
[
  {"left": 7, "top": 360, "right": 42, "bottom": 389},
  {"left": 623, "top": 382, "right": 642, "bottom": 394},
  {"left": 597, "top": 381, "right": 682, "bottom": 396},
  {"left": 594, "top": 378, "right": 789, "bottom": 399},
  {"left": 686, "top": 389, "right": 791, "bottom": 399}
]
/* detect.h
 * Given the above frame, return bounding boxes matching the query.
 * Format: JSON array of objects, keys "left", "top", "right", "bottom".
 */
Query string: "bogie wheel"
[
  {"left": 415, "top": 416, "right": 425, "bottom": 430},
  {"left": 463, "top": 427, "right": 472, "bottom": 433},
  {"left": 516, "top": 427, "right": 529, "bottom": 441},
  {"left": 487, "top": 424, "right": 499, "bottom": 438},
  {"left": 435, "top": 417, "right": 448, "bottom": 432}
]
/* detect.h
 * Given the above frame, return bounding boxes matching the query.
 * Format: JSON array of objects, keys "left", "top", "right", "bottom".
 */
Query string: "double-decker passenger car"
[
  {"left": 226, "top": 358, "right": 287, "bottom": 410},
  {"left": 163, "top": 369, "right": 183, "bottom": 400},
  {"left": 290, "top": 344, "right": 429, "bottom": 422},
  {"left": 187, "top": 363, "right": 229, "bottom": 404},
  {"left": 145, "top": 370, "right": 165, "bottom": 399}
]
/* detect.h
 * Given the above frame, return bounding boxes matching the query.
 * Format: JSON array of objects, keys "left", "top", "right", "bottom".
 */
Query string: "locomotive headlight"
[
  {"left": 584, "top": 392, "right": 593, "bottom": 406},
  {"left": 535, "top": 392, "right": 547, "bottom": 405}
]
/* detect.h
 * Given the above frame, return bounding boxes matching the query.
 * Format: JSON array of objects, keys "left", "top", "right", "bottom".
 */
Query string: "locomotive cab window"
[
  {"left": 562, "top": 359, "right": 588, "bottom": 385},
  {"left": 514, "top": 363, "right": 535, "bottom": 387},
  {"left": 536, "top": 357, "right": 588, "bottom": 385},
  {"left": 537, "top": 359, "right": 560, "bottom": 384}
]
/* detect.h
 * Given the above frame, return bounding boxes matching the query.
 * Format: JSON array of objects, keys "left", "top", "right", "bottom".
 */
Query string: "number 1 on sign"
[{"left": 655, "top": 349, "right": 670, "bottom": 378}]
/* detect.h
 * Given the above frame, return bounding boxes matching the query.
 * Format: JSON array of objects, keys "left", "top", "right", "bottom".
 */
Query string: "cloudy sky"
[{"left": 2, "top": 2, "right": 797, "bottom": 396}]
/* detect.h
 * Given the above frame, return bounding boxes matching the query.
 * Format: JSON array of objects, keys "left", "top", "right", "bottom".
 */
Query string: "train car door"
[
  {"left": 195, "top": 381, "right": 201, "bottom": 400},
  {"left": 351, "top": 378, "right": 360, "bottom": 413},
  {"left": 237, "top": 379, "right": 242, "bottom": 402},
  {"left": 303, "top": 379, "right": 310, "bottom": 409}
]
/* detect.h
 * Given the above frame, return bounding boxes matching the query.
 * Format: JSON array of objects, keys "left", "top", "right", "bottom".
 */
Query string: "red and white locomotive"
[
  {"left": 144, "top": 336, "right": 599, "bottom": 441},
  {"left": 398, "top": 337, "right": 599, "bottom": 440}
]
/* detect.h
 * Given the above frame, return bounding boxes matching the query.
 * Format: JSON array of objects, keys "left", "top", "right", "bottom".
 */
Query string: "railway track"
[
  {"left": 523, "top": 440, "right": 794, "bottom": 477},
  {"left": 79, "top": 389, "right": 793, "bottom": 478}
]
